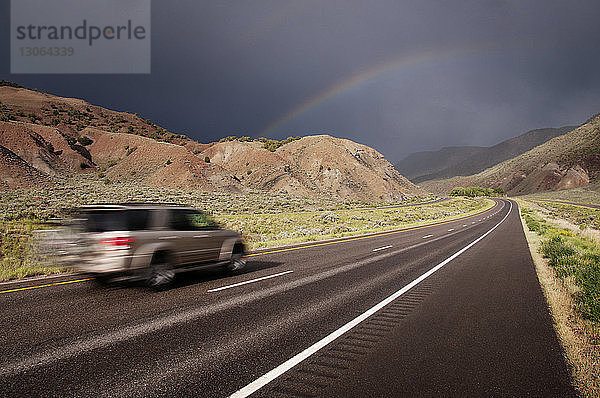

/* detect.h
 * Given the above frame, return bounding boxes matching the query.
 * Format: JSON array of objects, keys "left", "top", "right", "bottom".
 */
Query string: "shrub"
[
  {"left": 126, "top": 146, "right": 137, "bottom": 156},
  {"left": 166, "top": 159, "right": 172, "bottom": 165},
  {"left": 77, "top": 136, "right": 93, "bottom": 146},
  {"left": 204, "top": 156, "right": 210, "bottom": 163}
]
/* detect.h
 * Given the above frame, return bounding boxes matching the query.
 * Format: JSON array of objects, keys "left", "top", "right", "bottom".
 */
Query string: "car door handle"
[
  {"left": 193, "top": 235, "right": 208, "bottom": 238},
  {"left": 159, "top": 236, "right": 178, "bottom": 240}
]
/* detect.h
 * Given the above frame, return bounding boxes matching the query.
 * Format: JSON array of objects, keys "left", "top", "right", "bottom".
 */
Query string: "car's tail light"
[{"left": 100, "top": 237, "right": 135, "bottom": 250}]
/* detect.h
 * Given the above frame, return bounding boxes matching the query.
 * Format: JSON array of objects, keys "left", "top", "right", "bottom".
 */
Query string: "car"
[{"left": 66, "top": 203, "right": 246, "bottom": 288}]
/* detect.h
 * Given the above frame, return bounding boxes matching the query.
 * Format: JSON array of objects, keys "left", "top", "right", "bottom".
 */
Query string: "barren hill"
[
  {"left": 0, "top": 85, "right": 421, "bottom": 201},
  {"left": 396, "top": 126, "right": 575, "bottom": 183},
  {"left": 421, "top": 115, "right": 600, "bottom": 195}
]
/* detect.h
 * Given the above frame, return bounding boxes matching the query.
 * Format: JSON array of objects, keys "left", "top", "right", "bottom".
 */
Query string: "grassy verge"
[
  {"left": 526, "top": 201, "right": 600, "bottom": 231},
  {"left": 0, "top": 194, "right": 492, "bottom": 282},
  {"left": 0, "top": 219, "right": 68, "bottom": 281},
  {"left": 217, "top": 197, "right": 493, "bottom": 249},
  {"left": 519, "top": 204, "right": 600, "bottom": 396}
]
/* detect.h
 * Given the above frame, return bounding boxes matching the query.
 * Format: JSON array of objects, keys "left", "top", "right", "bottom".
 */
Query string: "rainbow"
[{"left": 259, "top": 44, "right": 493, "bottom": 137}]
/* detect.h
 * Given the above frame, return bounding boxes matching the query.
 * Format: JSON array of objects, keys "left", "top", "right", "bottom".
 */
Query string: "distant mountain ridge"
[
  {"left": 396, "top": 126, "right": 576, "bottom": 183},
  {"left": 421, "top": 114, "right": 600, "bottom": 195},
  {"left": 0, "top": 85, "right": 422, "bottom": 201}
]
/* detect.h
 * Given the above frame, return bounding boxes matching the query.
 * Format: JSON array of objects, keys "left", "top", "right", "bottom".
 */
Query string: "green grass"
[
  {"left": 527, "top": 201, "right": 600, "bottom": 230},
  {"left": 218, "top": 197, "right": 493, "bottom": 249},
  {"left": 0, "top": 176, "right": 494, "bottom": 281},
  {"left": 0, "top": 219, "right": 68, "bottom": 281},
  {"left": 522, "top": 207, "right": 600, "bottom": 323}
]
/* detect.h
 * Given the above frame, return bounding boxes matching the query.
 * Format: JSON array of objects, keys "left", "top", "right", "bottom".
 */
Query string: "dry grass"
[{"left": 519, "top": 204, "right": 600, "bottom": 397}]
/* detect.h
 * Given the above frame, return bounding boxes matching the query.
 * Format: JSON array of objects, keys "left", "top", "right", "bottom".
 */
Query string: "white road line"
[
  {"left": 447, "top": 228, "right": 454, "bottom": 232},
  {"left": 422, "top": 234, "right": 434, "bottom": 239},
  {"left": 462, "top": 224, "right": 467, "bottom": 227},
  {"left": 229, "top": 200, "right": 513, "bottom": 398},
  {"left": 207, "top": 271, "right": 294, "bottom": 293},
  {"left": 472, "top": 221, "right": 476, "bottom": 224},
  {"left": 372, "top": 245, "right": 393, "bottom": 252}
]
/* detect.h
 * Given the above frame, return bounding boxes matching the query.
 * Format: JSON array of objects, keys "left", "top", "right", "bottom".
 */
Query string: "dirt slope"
[
  {"left": 421, "top": 115, "right": 600, "bottom": 195},
  {"left": 0, "top": 85, "right": 421, "bottom": 200}
]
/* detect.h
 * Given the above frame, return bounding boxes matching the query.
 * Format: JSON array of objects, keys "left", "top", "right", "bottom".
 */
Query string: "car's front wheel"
[
  {"left": 224, "top": 244, "right": 246, "bottom": 273},
  {"left": 146, "top": 253, "right": 175, "bottom": 290}
]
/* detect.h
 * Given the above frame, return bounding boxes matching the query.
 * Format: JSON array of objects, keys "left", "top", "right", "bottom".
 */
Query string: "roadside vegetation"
[
  {"left": 0, "top": 176, "right": 493, "bottom": 281},
  {"left": 520, "top": 182, "right": 600, "bottom": 206},
  {"left": 520, "top": 205, "right": 600, "bottom": 396},
  {"left": 219, "top": 197, "right": 492, "bottom": 249},
  {"left": 449, "top": 186, "right": 504, "bottom": 197},
  {"left": 525, "top": 201, "right": 600, "bottom": 231}
]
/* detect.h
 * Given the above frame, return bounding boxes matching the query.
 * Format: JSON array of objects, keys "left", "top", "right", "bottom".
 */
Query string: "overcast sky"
[{"left": 1, "top": 0, "right": 600, "bottom": 161}]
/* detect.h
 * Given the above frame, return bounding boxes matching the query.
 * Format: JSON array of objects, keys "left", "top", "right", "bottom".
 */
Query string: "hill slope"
[
  {"left": 421, "top": 115, "right": 600, "bottom": 195},
  {"left": 0, "top": 85, "right": 422, "bottom": 201},
  {"left": 397, "top": 126, "right": 575, "bottom": 183}
]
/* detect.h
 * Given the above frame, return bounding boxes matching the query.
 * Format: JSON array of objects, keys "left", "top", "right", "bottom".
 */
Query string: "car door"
[
  {"left": 186, "top": 211, "right": 225, "bottom": 262},
  {"left": 167, "top": 209, "right": 200, "bottom": 265}
]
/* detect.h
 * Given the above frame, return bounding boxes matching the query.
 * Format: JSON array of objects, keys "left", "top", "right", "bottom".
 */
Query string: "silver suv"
[{"left": 68, "top": 204, "right": 246, "bottom": 288}]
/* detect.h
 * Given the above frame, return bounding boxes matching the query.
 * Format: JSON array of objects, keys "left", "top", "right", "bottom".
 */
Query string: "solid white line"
[
  {"left": 422, "top": 234, "right": 434, "bottom": 239},
  {"left": 447, "top": 229, "right": 454, "bottom": 232},
  {"left": 372, "top": 245, "right": 393, "bottom": 252},
  {"left": 229, "top": 200, "right": 513, "bottom": 398},
  {"left": 462, "top": 224, "right": 467, "bottom": 227},
  {"left": 207, "top": 271, "right": 294, "bottom": 293}
]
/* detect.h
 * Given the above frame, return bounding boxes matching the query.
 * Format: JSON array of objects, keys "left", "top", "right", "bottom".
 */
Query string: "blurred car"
[{"left": 63, "top": 203, "right": 246, "bottom": 288}]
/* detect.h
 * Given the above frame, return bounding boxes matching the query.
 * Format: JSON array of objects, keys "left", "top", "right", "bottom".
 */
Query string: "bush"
[
  {"left": 77, "top": 136, "right": 93, "bottom": 146},
  {"left": 204, "top": 156, "right": 210, "bottom": 163},
  {"left": 126, "top": 146, "right": 137, "bottom": 156}
]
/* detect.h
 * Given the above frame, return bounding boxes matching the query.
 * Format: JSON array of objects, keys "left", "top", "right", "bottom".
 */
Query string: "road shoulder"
[{"left": 519, "top": 202, "right": 600, "bottom": 397}]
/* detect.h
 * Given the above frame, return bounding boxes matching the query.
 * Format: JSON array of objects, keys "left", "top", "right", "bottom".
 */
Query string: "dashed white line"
[
  {"left": 422, "top": 234, "right": 434, "bottom": 239},
  {"left": 463, "top": 224, "right": 467, "bottom": 227},
  {"left": 447, "top": 229, "right": 454, "bottom": 232},
  {"left": 229, "top": 200, "right": 513, "bottom": 398},
  {"left": 472, "top": 222, "right": 476, "bottom": 224},
  {"left": 372, "top": 245, "right": 393, "bottom": 252},
  {"left": 207, "top": 271, "right": 294, "bottom": 293}
]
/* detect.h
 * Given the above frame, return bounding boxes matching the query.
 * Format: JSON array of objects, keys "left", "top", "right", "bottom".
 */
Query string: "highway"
[{"left": 0, "top": 199, "right": 576, "bottom": 397}]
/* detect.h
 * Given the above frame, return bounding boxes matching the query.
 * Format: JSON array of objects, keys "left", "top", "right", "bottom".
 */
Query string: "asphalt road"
[{"left": 0, "top": 199, "right": 576, "bottom": 397}]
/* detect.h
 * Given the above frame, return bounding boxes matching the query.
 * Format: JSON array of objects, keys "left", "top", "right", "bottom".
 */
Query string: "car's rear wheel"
[
  {"left": 146, "top": 253, "right": 174, "bottom": 290},
  {"left": 224, "top": 244, "right": 246, "bottom": 273}
]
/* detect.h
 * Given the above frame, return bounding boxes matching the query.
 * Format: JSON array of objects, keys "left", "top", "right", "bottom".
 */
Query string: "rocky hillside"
[
  {"left": 0, "top": 85, "right": 422, "bottom": 201},
  {"left": 397, "top": 126, "right": 575, "bottom": 183},
  {"left": 421, "top": 115, "right": 600, "bottom": 195}
]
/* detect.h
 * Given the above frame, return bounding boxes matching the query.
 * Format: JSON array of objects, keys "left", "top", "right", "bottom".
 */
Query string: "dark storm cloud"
[{"left": 2, "top": 0, "right": 600, "bottom": 161}]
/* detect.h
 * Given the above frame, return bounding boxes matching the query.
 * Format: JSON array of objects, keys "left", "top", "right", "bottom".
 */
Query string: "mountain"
[
  {"left": 396, "top": 126, "right": 576, "bottom": 183},
  {"left": 0, "top": 85, "right": 422, "bottom": 201},
  {"left": 420, "top": 114, "right": 600, "bottom": 195}
]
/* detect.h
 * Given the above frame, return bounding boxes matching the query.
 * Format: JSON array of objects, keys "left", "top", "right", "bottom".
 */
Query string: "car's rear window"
[{"left": 83, "top": 209, "right": 150, "bottom": 232}]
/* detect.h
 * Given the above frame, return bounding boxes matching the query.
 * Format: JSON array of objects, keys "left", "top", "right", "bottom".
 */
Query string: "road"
[{"left": 0, "top": 199, "right": 576, "bottom": 397}]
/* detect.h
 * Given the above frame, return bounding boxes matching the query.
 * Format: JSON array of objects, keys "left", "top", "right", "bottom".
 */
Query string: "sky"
[{"left": 1, "top": 0, "right": 600, "bottom": 162}]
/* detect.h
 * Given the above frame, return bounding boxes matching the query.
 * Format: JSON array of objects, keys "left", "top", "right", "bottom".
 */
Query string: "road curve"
[{"left": 0, "top": 199, "right": 576, "bottom": 397}]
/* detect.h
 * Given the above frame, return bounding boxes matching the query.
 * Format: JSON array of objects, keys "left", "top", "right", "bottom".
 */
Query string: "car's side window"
[
  {"left": 168, "top": 210, "right": 217, "bottom": 230},
  {"left": 187, "top": 211, "right": 217, "bottom": 230},
  {"left": 169, "top": 210, "right": 193, "bottom": 230}
]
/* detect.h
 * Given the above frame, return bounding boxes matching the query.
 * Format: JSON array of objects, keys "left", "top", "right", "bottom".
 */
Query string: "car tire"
[
  {"left": 146, "top": 254, "right": 175, "bottom": 290},
  {"left": 94, "top": 274, "right": 112, "bottom": 286},
  {"left": 224, "top": 244, "right": 246, "bottom": 273}
]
